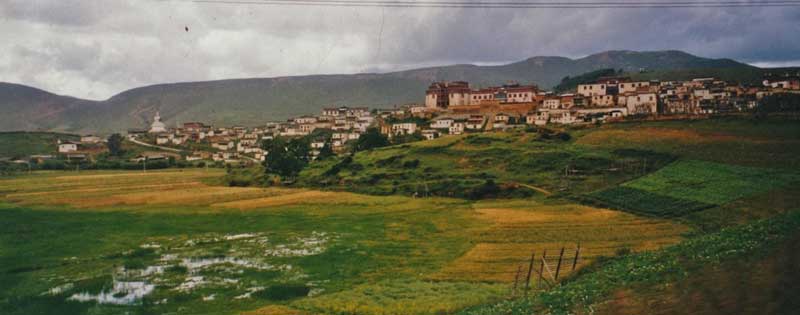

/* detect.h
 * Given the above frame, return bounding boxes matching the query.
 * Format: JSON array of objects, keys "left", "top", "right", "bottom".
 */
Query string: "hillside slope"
[{"left": 0, "top": 50, "right": 767, "bottom": 134}]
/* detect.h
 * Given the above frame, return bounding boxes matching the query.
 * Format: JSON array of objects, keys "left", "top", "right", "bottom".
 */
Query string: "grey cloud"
[{"left": 0, "top": 1, "right": 798, "bottom": 100}]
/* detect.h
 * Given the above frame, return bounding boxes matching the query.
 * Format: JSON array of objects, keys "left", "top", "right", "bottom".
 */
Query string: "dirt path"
[
  {"left": 127, "top": 137, "right": 183, "bottom": 153},
  {"left": 514, "top": 182, "right": 552, "bottom": 196}
]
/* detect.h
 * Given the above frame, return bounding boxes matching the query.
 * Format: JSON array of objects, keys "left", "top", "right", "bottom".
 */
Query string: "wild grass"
[{"left": 293, "top": 280, "right": 507, "bottom": 315}]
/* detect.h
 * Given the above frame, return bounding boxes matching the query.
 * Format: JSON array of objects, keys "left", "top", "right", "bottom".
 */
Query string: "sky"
[{"left": 1, "top": 0, "right": 799, "bottom": 100}]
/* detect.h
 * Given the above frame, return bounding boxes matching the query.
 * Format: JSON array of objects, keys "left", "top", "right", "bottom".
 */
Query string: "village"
[{"left": 44, "top": 73, "right": 800, "bottom": 166}]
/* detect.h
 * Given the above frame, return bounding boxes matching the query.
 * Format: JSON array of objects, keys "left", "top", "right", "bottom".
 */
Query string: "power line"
[{"left": 164, "top": 0, "right": 800, "bottom": 8}]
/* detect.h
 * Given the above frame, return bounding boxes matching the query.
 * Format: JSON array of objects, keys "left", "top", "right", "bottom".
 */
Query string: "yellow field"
[
  {"left": 576, "top": 127, "right": 736, "bottom": 147},
  {"left": 0, "top": 169, "right": 286, "bottom": 209},
  {"left": 432, "top": 200, "right": 689, "bottom": 282}
]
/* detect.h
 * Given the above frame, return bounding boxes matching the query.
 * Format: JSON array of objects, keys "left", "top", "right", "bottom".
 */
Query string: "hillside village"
[{"left": 6, "top": 73, "right": 799, "bottom": 167}]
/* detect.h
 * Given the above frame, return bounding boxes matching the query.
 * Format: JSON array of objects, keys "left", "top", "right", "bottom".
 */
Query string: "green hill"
[
  {"left": 0, "top": 50, "right": 783, "bottom": 134},
  {"left": 0, "top": 131, "right": 79, "bottom": 159}
]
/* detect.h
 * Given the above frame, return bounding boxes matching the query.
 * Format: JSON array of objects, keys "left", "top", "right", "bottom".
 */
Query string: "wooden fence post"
[
  {"left": 537, "top": 249, "right": 547, "bottom": 289},
  {"left": 525, "top": 251, "right": 535, "bottom": 291},
  {"left": 572, "top": 243, "right": 581, "bottom": 271},
  {"left": 513, "top": 265, "right": 522, "bottom": 295},
  {"left": 554, "top": 247, "right": 565, "bottom": 281}
]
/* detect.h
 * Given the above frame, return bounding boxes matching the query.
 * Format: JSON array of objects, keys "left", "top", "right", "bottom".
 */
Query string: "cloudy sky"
[{"left": 1, "top": 0, "right": 799, "bottom": 100}]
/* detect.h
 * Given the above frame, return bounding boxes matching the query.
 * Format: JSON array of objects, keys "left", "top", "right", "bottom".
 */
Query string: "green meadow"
[{"left": 2, "top": 117, "right": 800, "bottom": 315}]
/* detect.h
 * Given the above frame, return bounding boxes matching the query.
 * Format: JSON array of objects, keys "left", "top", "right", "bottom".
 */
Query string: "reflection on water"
[
  {"left": 68, "top": 280, "right": 155, "bottom": 305},
  {"left": 53, "top": 230, "right": 334, "bottom": 305}
]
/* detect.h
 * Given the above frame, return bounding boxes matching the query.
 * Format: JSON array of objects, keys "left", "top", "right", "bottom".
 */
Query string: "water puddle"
[
  {"left": 52, "top": 230, "right": 335, "bottom": 304},
  {"left": 68, "top": 280, "right": 154, "bottom": 305}
]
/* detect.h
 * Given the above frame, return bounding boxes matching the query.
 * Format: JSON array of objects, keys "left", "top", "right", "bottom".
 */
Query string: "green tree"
[
  {"left": 107, "top": 133, "right": 124, "bottom": 157},
  {"left": 262, "top": 137, "right": 310, "bottom": 178},
  {"left": 353, "top": 127, "right": 389, "bottom": 152},
  {"left": 317, "top": 142, "right": 334, "bottom": 160}
]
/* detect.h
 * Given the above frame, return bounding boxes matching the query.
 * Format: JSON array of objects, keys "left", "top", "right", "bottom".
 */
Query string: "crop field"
[
  {"left": 584, "top": 160, "right": 800, "bottom": 218},
  {"left": 624, "top": 160, "right": 800, "bottom": 205},
  {"left": 575, "top": 117, "right": 800, "bottom": 170},
  {"left": 0, "top": 169, "right": 689, "bottom": 315},
  {"left": 432, "top": 200, "right": 688, "bottom": 283}
]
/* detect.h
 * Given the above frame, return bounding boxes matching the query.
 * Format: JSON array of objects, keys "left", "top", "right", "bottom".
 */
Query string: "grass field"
[
  {"left": 299, "top": 131, "right": 676, "bottom": 198},
  {"left": 0, "top": 169, "right": 689, "bottom": 315},
  {"left": 583, "top": 160, "right": 800, "bottom": 218},
  {"left": 3, "top": 118, "right": 799, "bottom": 315}
]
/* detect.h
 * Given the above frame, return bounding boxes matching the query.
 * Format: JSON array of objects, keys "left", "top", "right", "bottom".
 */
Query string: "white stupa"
[{"left": 148, "top": 111, "right": 167, "bottom": 133}]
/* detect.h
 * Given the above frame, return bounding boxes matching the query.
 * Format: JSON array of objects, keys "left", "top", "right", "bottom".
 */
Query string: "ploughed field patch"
[{"left": 582, "top": 160, "right": 800, "bottom": 218}]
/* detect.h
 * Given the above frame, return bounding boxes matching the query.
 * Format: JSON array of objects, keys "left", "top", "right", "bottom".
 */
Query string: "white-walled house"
[
  {"left": 430, "top": 117, "right": 454, "bottom": 129},
  {"left": 449, "top": 122, "right": 465, "bottom": 135},
  {"left": 620, "top": 92, "right": 658, "bottom": 115},
  {"left": 421, "top": 129, "right": 440, "bottom": 140},
  {"left": 392, "top": 123, "right": 417, "bottom": 135},
  {"left": 542, "top": 97, "right": 561, "bottom": 109},
  {"left": 80, "top": 135, "right": 102, "bottom": 143},
  {"left": 577, "top": 83, "right": 608, "bottom": 97},
  {"left": 58, "top": 141, "right": 79, "bottom": 153},
  {"left": 549, "top": 110, "right": 578, "bottom": 125},
  {"left": 465, "top": 115, "right": 485, "bottom": 130}
]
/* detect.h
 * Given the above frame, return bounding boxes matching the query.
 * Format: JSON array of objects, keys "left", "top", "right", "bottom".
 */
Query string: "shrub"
[
  {"left": 252, "top": 284, "right": 310, "bottom": 301},
  {"left": 402, "top": 159, "right": 420, "bottom": 169}
]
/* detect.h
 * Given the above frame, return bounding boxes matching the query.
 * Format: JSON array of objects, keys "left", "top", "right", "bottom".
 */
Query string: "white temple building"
[{"left": 148, "top": 112, "right": 167, "bottom": 133}]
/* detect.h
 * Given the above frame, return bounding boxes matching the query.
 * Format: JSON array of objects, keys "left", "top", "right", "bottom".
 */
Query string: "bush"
[
  {"left": 40, "top": 160, "right": 67, "bottom": 170},
  {"left": 402, "top": 159, "right": 420, "bottom": 169},
  {"left": 468, "top": 180, "right": 501, "bottom": 199}
]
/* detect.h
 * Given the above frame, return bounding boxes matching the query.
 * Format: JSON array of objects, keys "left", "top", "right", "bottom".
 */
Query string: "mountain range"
[{"left": 0, "top": 50, "right": 788, "bottom": 134}]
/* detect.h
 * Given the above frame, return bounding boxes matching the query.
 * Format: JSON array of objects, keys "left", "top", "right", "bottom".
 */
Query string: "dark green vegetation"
[
  {"left": 0, "top": 131, "right": 78, "bottom": 158},
  {"left": 299, "top": 129, "right": 676, "bottom": 199},
  {"left": 1, "top": 50, "right": 771, "bottom": 133},
  {"left": 583, "top": 160, "right": 800, "bottom": 218},
  {"left": 263, "top": 137, "right": 312, "bottom": 178},
  {"left": 755, "top": 93, "right": 800, "bottom": 115},
  {"left": 629, "top": 66, "right": 800, "bottom": 87},
  {"left": 583, "top": 186, "right": 714, "bottom": 218},
  {"left": 106, "top": 134, "right": 124, "bottom": 157}
]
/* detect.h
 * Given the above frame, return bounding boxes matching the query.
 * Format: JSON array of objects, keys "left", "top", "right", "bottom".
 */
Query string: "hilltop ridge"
[{"left": 0, "top": 50, "right": 777, "bottom": 134}]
